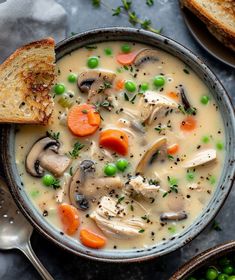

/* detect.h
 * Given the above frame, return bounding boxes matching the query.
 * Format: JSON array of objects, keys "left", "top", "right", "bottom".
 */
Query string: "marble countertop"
[{"left": 0, "top": 1, "right": 234, "bottom": 279}]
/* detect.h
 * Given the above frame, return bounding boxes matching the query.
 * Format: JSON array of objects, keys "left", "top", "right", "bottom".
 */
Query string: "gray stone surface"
[{"left": 0, "top": 1, "right": 234, "bottom": 279}]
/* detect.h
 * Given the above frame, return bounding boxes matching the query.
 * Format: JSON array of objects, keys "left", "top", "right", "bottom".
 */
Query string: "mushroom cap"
[
  {"left": 77, "top": 70, "right": 116, "bottom": 103},
  {"left": 25, "top": 137, "right": 60, "bottom": 177},
  {"left": 134, "top": 49, "right": 159, "bottom": 68}
]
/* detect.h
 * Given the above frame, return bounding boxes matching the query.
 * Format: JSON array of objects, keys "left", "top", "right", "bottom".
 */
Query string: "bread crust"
[
  {"left": 0, "top": 38, "right": 55, "bottom": 124},
  {"left": 180, "top": 0, "right": 235, "bottom": 52}
]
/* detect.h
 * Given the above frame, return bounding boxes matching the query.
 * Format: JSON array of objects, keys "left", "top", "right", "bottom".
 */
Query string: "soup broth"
[{"left": 15, "top": 41, "right": 225, "bottom": 250}]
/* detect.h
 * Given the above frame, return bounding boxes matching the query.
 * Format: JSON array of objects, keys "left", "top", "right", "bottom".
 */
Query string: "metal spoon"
[{"left": 0, "top": 177, "right": 54, "bottom": 280}]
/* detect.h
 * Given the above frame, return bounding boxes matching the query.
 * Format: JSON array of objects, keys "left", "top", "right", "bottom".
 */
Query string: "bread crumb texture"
[{"left": 0, "top": 38, "right": 55, "bottom": 124}]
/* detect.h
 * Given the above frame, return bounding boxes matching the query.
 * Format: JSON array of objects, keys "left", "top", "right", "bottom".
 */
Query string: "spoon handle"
[{"left": 20, "top": 240, "right": 54, "bottom": 280}]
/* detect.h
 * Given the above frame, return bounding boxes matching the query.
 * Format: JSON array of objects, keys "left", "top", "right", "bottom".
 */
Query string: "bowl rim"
[
  {"left": 1, "top": 27, "right": 235, "bottom": 262},
  {"left": 170, "top": 240, "right": 235, "bottom": 279}
]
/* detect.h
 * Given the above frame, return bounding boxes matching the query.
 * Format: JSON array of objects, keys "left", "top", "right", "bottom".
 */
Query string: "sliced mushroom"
[
  {"left": 39, "top": 150, "right": 71, "bottom": 177},
  {"left": 134, "top": 49, "right": 159, "bottom": 68},
  {"left": 77, "top": 70, "right": 116, "bottom": 103},
  {"left": 90, "top": 196, "right": 146, "bottom": 238},
  {"left": 160, "top": 211, "right": 187, "bottom": 221},
  {"left": 68, "top": 161, "right": 123, "bottom": 210},
  {"left": 136, "top": 137, "right": 167, "bottom": 174},
  {"left": 25, "top": 137, "right": 71, "bottom": 177},
  {"left": 126, "top": 175, "right": 160, "bottom": 199},
  {"left": 183, "top": 149, "right": 217, "bottom": 168},
  {"left": 138, "top": 91, "right": 178, "bottom": 124}
]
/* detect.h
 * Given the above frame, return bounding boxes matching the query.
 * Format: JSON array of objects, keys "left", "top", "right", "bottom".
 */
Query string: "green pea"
[
  {"left": 140, "top": 82, "right": 149, "bottom": 92},
  {"left": 218, "top": 274, "right": 229, "bottom": 280},
  {"left": 121, "top": 44, "right": 131, "bottom": 53},
  {"left": 201, "top": 95, "right": 210, "bottom": 105},
  {"left": 206, "top": 268, "right": 218, "bottom": 280},
  {"left": 116, "top": 158, "right": 129, "bottom": 172},
  {"left": 228, "top": 276, "right": 235, "bottom": 280},
  {"left": 125, "top": 80, "right": 136, "bottom": 92},
  {"left": 104, "top": 47, "right": 112, "bottom": 56},
  {"left": 223, "top": 266, "right": 234, "bottom": 275},
  {"left": 87, "top": 56, "right": 99, "bottom": 68},
  {"left": 54, "top": 83, "right": 66, "bottom": 95},
  {"left": 202, "top": 136, "right": 210, "bottom": 144},
  {"left": 104, "top": 163, "right": 117, "bottom": 176},
  {"left": 67, "top": 73, "right": 77, "bottom": 83},
  {"left": 153, "top": 75, "right": 165, "bottom": 87},
  {"left": 187, "top": 171, "right": 195, "bottom": 181},
  {"left": 42, "top": 174, "right": 55, "bottom": 187},
  {"left": 216, "top": 141, "right": 224, "bottom": 150}
]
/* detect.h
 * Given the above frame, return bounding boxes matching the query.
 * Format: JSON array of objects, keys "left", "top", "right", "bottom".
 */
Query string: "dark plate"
[
  {"left": 1, "top": 27, "right": 235, "bottom": 262},
  {"left": 181, "top": 7, "right": 235, "bottom": 68},
  {"left": 170, "top": 241, "right": 235, "bottom": 279}
]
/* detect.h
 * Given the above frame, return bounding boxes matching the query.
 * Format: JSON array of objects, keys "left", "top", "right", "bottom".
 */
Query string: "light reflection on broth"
[{"left": 15, "top": 42, "right": 225, "bottom": 250}]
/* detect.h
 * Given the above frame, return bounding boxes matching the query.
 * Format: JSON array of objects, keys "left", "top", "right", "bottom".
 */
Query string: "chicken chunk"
[{"left": 90, "top": 196, "right": 146, "bottom": 239}]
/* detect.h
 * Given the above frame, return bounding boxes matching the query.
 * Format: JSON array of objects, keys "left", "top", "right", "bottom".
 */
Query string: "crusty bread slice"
[
  {"left": 0, "top": 38, "right": 55, "bottom": 124},
  {"left": 180, "top": 0, "right": 235, "bottom": 52}
]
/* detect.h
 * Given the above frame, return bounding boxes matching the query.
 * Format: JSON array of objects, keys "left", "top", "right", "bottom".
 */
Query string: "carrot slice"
[
  {"left": 180, "top": 116, "right": 197, "bottom": 131},
  {"left": 167, "top": 143, "right": 179, "bottom": 155},
  {"left": 116, "top": 52, "right": 137, "bottom": 65},
  {"left": 58, "top": 203, "right": 80, "bottom": 235},
  {"left": 67, "top": 104, "right": 101, "bottom": 136},
  {"left": 115, "top": 79, "right": 125, "bottom": 90},
  {"left": 99, "top": 129, "right": 129, "bottom": 155},
  {"left": 80, "top": 229, "right": 106, "bottom": 249},
  {"left": 166, "top": 91, "right": 179, "bottom": 101}
]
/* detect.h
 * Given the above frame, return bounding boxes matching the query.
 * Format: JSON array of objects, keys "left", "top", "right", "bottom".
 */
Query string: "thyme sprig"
[{"left": 91, "top": 0, "right": 161, "bottom": 34}]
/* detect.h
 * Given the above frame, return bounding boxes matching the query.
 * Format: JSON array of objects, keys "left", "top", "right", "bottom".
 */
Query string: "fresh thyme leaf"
[
  {"left": 139, "top": 229, "right": 145, "bottom": 233},
  {"left": 170, "top": 184, "right": 178, "bottom": 193},
  {"left": 130, "top": 94, "right": 137, "bottom": 104},
  {"left": 124, "top": 92, "right": 130, "bottom": 101},
  {"left": 146, "top": 0, "right": 154, "bottom": 6},
  {"left": 141, "top": 19, "right": 151, "bottom": 30},
  {"left": 167, "top": 154, "right": 174, "bottom": 160},
  {"left": 141, "top": 215, "right": 148, "bottom": 220},
  {"left": 123, "top": 65, "right": 129, "bottom": 70},
  {"left": 46, "top": 131, "right": 60, "bottom": 141},
  {"left": 51, "top": 179, "right": 60, "bottom": 190},
  {"left": 162, "top": 192, "right": 168, "bottom": 198},
  {"left": 183, "top": 68, "right": 190, "bottom": 74},
  {"left": 85, "top": 45, "right": 97, "bottom": 50},
  {"left": 101, "top": 100, "right": 111, "bottom": 107},
  {"left": 82, "top": 109, "right": 88, "bottom": 114},
  {"left": 128, "top": 11, "right": 138, "bottom": 25},
  {"left": 69, "top": 142, "right": 85, "bottom": 159},
  {"left": 211, "top": 220, "right": 222, "bottom": 231},
  {"left": 69, "top": 167, "right": 73, "bottom": 176},
  {"left": 122, "top": 0, "right": 132, "bottom": 10},
  {"left": 92, "top": 0, "right": 101, "bottom": 7},
  {"left": 117, "top": 196, "right": 125, "bottom": 204},
  {"left": 112, "top": 6, "right": 122, "bottom": 16},
  {"left": 130, "top": 204, "right": 134, "bottom": 211}
]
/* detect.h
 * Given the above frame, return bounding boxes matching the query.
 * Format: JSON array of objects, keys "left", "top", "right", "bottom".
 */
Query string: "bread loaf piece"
[
  {"left": 180, "top": 0, "right": 235, "bottom": 52},
  {"left": 0, "top": 38, "right": 55, "bottom": 124}
]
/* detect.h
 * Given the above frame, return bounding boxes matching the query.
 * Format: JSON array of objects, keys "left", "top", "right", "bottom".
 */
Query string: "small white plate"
[{"left": 181, "top": 7, "right": 235, "bottom": 68}]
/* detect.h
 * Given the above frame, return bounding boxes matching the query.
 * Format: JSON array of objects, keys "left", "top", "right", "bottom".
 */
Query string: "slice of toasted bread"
[
  {"left": 180, "top": 0, "right": 235, "bottom": 52},
  {"left": 0, "top": 38, "right": 55, "bottom": 124}
]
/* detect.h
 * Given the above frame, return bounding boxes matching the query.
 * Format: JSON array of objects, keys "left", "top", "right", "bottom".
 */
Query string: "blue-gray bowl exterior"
[
  {"left": 170, "top": 241, "right": 235, "bottom": 279},
  {"left": 1, "top": 27, "right": 235, "bottom": 262}
]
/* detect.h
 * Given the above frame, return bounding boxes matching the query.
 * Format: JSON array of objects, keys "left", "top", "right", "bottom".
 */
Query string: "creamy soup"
[{"left": 15, "top": 42, "right": 225, "bottom": 250}]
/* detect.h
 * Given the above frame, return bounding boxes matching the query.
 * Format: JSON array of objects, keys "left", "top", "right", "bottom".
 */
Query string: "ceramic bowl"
[
  {"left": 1, "top": 27, "right": 235, "bottom": 262},
  {"left": 170, "top": 241, "right": 235, "bottom": 279}
]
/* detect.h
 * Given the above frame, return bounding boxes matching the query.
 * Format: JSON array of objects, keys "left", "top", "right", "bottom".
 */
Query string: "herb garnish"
[
  {"left": 51, "top": 178, "right": 61, "bottom": 190},
  {"left": 211, "top": 220, "right": 222, "bottom": 231},
  {"left": 69, "top": 142, "right": 85, "bottom": 159},
  {"left": 46, "top": 131, "right": 60, "bottom": 141},
  {"left": 85, "top": 45, "right": 98, "bottom": 50},
  {"left": 149, "top": 179, "right": 159, "bottom": 186},
  {"left": 117, "top": 196, "right": 125, "bottom": 204},
  {"left": 163, "top": 176, "right": 179, "bottom": 197},
  {"left": 139, "top": 229, "right": 145, "bottom": 233},
  {"left": 91, "top": 0, "right": 161, "bottom": 34}
]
